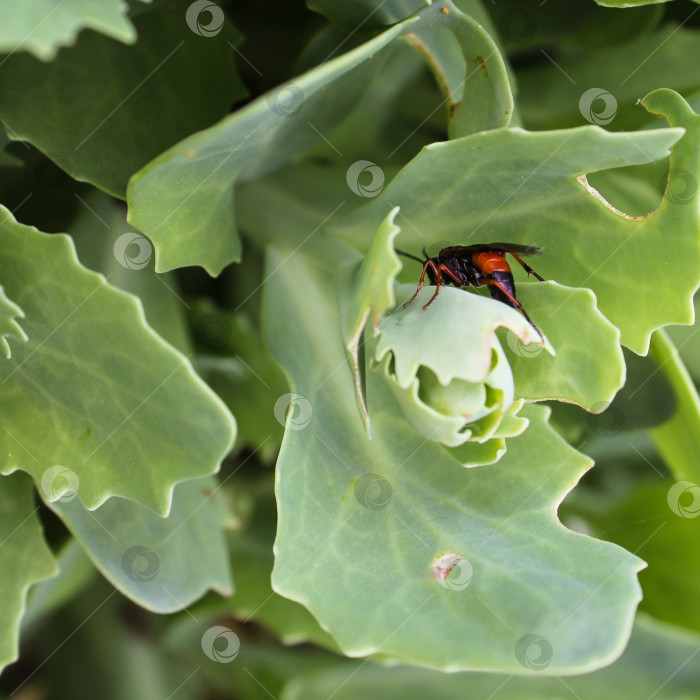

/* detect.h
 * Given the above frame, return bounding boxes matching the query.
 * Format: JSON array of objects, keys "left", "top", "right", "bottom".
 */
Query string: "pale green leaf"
[
  {"left": 0, "top": 0, "right": 142, "bottom": 61},
  {"left": 283, "top": 616, "right": 700, "bottom": 700},
  {"left": 127, "top": 1, "right": 512, "bottom": 274},
  {"left": 339, "top": 206, "right": 400, "bottom": 431},
  {"left": 263, "top": 246, "right": 643, "bottom": 673},
  {"left": 21, "top": 538, "right": 96, "bottom": 632},
  {"left": 334, "top": 91, "right": 700, "bottom": 355},
  {"left": 0, "top": 472, "right": 58, "bottom": 674},
  {"left": 0, "top": 206, "right": 235, "bottom": 515},
  {"left": 67, "top": 191, "right": 191, "bottom": 354},
  {"left": 406, "top": 3, "right": 514, "bottom": 137},
  {"left": 376, "top": 285, "right": 550, "bottom": 387},
  {"left": 226, "top": 478, "right": 339, "bottom": 649},
  {"left": 49, "top": 477, "right": 232, "bottom": 613},
  {"left": 502, "top": 282, "right": 625, "bottom": 408}
]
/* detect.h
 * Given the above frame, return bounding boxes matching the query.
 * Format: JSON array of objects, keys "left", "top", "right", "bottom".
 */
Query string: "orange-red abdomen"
[{"left": 471, "top": 252, "right": 511, "bottom": 276}]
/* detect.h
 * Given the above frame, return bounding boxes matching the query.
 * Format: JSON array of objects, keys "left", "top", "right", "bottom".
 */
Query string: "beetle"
[{"left": 395, "top": 242, "right": 545, "bottom": 338}]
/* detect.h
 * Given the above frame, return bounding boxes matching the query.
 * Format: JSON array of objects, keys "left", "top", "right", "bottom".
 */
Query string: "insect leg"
[
  {"left": 483, "top": 276, "right": 544, "bottom": 339},
  {"left": 422, "top": 264, "right": 462, "bottom": 310},
  {"left": 403, "top": 260, "right": 438, "bottom": 308},
  {"left": 508, "top": 253, "right": 545, "bottom": 282}
]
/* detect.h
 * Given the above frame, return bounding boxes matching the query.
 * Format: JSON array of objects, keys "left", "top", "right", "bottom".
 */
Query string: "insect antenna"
[{"left": 395, "top": 248, "right": 427, "bottom": 264}]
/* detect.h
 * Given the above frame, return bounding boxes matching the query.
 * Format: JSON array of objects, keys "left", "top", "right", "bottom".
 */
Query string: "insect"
[{"left": 395, "top": 242, "right": 545, "bottom": 338}]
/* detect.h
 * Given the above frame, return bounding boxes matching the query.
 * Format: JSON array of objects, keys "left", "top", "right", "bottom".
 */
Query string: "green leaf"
[
  {"left": 0, "top": 285, "right": 27, "bottom": 358},
  {"left": 0, "top": 472, "right": 58, "bottom": 674},
  {"left": 0, "top": 206, "right": 235, "bottom": 515},
  {"left": 372, "top": 283, "right": 551, "bottom": 449},
  {"left": 595, "top": 0, "right": 680, "bottom": 9},
  {"left": 127, "top": 1, "right": 512, "bottom": 274},
  {"left": 21, "top": 538, "right": 96, "bottom": 632},
  {"left": 334, "top": 91, "right": 700, "bottom": 355},
  {"left": 191, "top": 302, "right": 288, "bottom": 461},
  {"left": 649, "top": 330, "right": 700, "bottom": 482},
  {"left": 0, "top": 0, "right": 142, "bottom": 61},
  {"left": 502, "top": 282, "right": 625, "bottom": 408},
  {"left": 570, "top": 480, "right": 700, "bottom": 635},
  {"left": 339, "top": 207, "right": 400, "bottom": 431},
  {"left": 67, "top": 191, "right": 191, "bottom": 354},
  {"left": 283, "top": 616, "right": 700, "bottom": 700},
  {"left": 263, "top": 246, "right": 643, "bottom": 673},
  {"left": 28, "top": 580, "right": 202, "bottom": 700},
  {"left": 127, "top": 19, "right": 410, "bottom": 275},
  {"left": 407, "top": 4, "right": 514, "bottom": 137},
  {"left": 48, "top": 476, "right": 232, "bottom": 612},
  {"left": 163, "top": 611, "right": 339, "bottom": 700},
  {"left": 667, "top": 292, "right": 700, "bottom": 383},
  {"left": 307, "top": 0, "right": 426, "bottom": 30},
  {"left": 226, "top": 477, "right": 339, "bottom": 649},
  {"left": 377, "top": 285, "right": 551, "bottom": 387},
  {"left": 0, "top": 6, "right": 245, "bottom": 197},
  {"left": 602, "top": 347, "right": 677, "bottom": 432},
  {"left": 518, "top": 25, "right": 700, "bottom": 131}
]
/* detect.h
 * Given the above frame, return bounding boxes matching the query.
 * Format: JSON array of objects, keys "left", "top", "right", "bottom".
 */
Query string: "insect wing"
[{"left": 439, "top": 243, "right": 542, "bottom": 257}]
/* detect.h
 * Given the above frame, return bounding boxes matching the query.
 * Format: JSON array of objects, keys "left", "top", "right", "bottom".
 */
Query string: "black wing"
[{"left": 439, "top": 243, "right": 543, "bottom": 257}]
